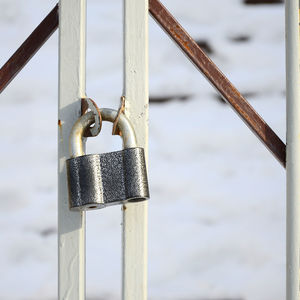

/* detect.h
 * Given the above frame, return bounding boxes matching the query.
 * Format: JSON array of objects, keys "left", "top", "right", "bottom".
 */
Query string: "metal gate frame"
[
  {"left": 58, "top": 0, "right": 148, "bottom": 298},
  {"left": 0, "top": 0, "right": 298, "bottom": 299}
]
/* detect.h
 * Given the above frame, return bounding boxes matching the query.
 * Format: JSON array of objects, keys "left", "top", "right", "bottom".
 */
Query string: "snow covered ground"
[{"left": 0, "top": 0, "right": 285, "bottom": 299}]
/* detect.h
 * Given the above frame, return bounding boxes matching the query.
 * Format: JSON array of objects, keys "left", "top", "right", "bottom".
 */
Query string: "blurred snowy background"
[{"left": 0, "top": 0, "right": 285, "bottom": 299}]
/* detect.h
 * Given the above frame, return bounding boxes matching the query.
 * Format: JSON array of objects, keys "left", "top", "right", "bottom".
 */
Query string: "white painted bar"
[
  {"left": 58, "top": 1, "right": 86, "bottom": 299},
  {"left": 286, "top": 1, "right": 300, "bottom": 299},
  {"left": 122, "top": 0, "right": 149, "bottom": 299}
]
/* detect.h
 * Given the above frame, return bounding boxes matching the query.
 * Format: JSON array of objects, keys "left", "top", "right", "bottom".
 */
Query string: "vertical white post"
[
  {"left": 122, "top": 0, "right": 149, "bottom": 299},
  {"left": 286, "top": 1, "right": 300, "bottom": 299},
  {"left": 58, "top": 1, "right": 86, "bottom": 299}
]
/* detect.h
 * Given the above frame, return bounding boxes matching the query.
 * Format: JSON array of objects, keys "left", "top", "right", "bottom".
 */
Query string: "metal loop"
[
  {"left": 81, "top": 98, "right": 102, "bottom": 137},
  {"left": 69, "top": 108, "right": 137, "bottom": 158}
]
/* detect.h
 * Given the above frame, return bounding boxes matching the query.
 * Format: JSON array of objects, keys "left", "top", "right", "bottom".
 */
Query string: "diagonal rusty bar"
[
  {"left": 0, "top": 4, "right": 59, "bottom": 93},
  {"left": 149, "top": 0, "right": 286, "bottom": 168}
]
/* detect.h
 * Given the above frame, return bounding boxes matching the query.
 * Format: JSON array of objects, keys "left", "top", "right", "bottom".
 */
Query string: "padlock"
[{"left": 66, "top": 108, "right": 149, "bottom": 211}]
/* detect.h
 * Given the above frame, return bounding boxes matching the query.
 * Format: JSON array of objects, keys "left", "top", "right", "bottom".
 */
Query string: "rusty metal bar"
[
  {"left": 149, "top": 0, "right": 286, "bottom": 168},
  {"left": 0, "top": 4, "right": 59, "bottom": 93}
]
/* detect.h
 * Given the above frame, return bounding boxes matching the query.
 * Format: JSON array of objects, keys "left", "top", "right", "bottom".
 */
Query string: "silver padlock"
[{"left": 66, "top": 108, "right": 149, "bottom": 211}]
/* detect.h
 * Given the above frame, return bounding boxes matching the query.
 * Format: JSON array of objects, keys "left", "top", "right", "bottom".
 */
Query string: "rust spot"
[
  {"left": 169, "top": 26, "right": 191, "bottom": 53},
  {"left": 122, "top": 205, "right": 127, "bottom": 211},
  {"left": 58, "top": 119, "right": 63, "bottom": 141}
]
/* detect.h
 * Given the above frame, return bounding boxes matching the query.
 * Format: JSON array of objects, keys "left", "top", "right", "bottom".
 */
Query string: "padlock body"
[{"left": 66, "top": 147, "right": 149, "bottom": 211}]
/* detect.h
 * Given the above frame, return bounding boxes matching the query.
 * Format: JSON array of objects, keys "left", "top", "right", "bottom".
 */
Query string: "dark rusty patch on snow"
[
  {"left": 40, "top": 227, "right": 57, "bottom": 237},
  {"left": 229, "top": 35, "right": 251, "bottom": 43},
  {"left": 214, "top": 92, "right": 257, "bottom": 104},
  {"left": 150, "top": 94, "right": 191, "bottom": 104},
  {"left": 244, "top": 0, "right": 283, "bottom": 4},
  {"left": 195, "top": 40, "right": 214, "bottom": 55}
]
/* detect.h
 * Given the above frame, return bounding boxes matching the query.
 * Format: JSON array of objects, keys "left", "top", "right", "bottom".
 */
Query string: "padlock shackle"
[
  {"left": 69, "top": 108, "right": 137, "bottom": 158},
  {"left": 100, "top": 108, "right": 137, "bottom": 148}
]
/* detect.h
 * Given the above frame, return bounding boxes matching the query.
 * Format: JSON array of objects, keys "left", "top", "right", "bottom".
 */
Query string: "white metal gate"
[
  {"left": 58, "top": 0, "right": 148, "bottom": 299},
  {"left": 0, "top": 0, "right": 299, "bottom": 299}
]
